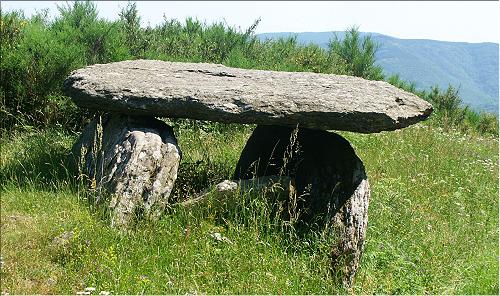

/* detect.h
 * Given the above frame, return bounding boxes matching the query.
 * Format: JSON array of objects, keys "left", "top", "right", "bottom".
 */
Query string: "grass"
[
  {"left": 1, "top": 2, "right": 498, "bottom": 293},
  {"left": 1, "top": 121, "right": 498, "bottom": 294}
]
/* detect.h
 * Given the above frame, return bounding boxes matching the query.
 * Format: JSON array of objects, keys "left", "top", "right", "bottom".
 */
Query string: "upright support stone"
[
  {"left": 234, "top": 125, "right": 370, "bottom": 288},
  {"left": 71, "top": 114, "right": 181, "bottom": 229},
  {"left": 330, "top": 168, "right": 369, "bottom": 289}
]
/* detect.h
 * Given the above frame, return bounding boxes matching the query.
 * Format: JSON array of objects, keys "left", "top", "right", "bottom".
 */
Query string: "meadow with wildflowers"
[{"left": 1, "top": 2, "right": 498, "bottom": 294}]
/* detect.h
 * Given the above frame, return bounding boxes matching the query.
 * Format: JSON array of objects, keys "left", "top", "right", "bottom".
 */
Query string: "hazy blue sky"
[{"left": 3, "top": 1, "right": 499, "bottom": 43}]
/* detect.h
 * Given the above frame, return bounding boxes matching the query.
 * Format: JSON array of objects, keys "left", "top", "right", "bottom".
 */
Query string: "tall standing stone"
[
  {"left": 234, "top": 125, "right": 370, "bottom": 288},
  {"left": 71, "top": 114, "right": 181, "bottom": 229}
]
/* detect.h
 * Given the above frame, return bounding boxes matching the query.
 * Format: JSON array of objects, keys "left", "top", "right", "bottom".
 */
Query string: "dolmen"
[{"left": 64, "top": 59, "right": 433, "bottom": 288}]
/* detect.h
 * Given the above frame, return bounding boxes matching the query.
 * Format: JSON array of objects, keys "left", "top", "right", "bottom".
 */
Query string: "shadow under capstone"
[
  {"left": 233, "top": 125, "right": 370, "bottom": 289},
  {"left": 234, "top": 125, "right": 365, "bottom": 223}
]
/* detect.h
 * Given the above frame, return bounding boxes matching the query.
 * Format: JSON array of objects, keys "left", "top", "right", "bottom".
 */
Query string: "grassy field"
[
  {"left": 1, "top": 121, "right": 498, "bottom": 294},
  {"left": 1, "top": 2, "right": 498, "bottom": 294}
]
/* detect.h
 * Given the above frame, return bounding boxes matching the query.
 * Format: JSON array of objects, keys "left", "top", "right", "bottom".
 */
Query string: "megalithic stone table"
[{"left": 64, "top": 59, "right": 433, "bottom": 288}]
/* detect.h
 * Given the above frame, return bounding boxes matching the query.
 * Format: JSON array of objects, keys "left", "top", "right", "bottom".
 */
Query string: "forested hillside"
[{"left": 258, "top": 31, "right": 499, "bottom": 114}]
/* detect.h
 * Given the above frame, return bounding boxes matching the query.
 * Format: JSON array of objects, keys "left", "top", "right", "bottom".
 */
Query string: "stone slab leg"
[
  {"left": 233, "top": 125, "right": 370, "bottom": 289},
  {"left": 71, "top": 114, "right": 181, "bottom": 229}
]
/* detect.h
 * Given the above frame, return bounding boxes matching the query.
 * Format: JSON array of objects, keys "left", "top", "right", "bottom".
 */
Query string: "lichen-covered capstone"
[
  {"left": 71, "top": 114, "right": 181, "bottom": 229},
  {"left": 64, "top": 60, "right": 432, "bottom": 133}
]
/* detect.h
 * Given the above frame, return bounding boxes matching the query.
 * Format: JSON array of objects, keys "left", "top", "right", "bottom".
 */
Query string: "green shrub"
[
  {"left": 427, "top": 85, "right": 462, "bottom": 117},
  {"left": 387, "top": 74, "right": 419, "bottom": 95},
  {"left": 328, "top": 26, "right": 384, "bottom": 80},
  {"left": 0, "top": 10, "right": 85, "bottom": 129},
  {"left": 52, "top": 1, "right": 131, "bottom": 64},
  {"left": 118, "top": 2, "right": 144, "bottom": 58},
  {"left": 475, "top": 112, "right": 499, "bottom": 135},
  {"left": 386, "top": 74, "right": 498, "bottom": 136}
]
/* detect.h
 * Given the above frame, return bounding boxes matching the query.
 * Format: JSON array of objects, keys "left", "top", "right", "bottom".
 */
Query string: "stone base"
[
  {"left": 71, "top": 114, "right": 181, "bottom": 229},
  {"left": 234, "top": 125, "right": 370, "bottom": 288}
]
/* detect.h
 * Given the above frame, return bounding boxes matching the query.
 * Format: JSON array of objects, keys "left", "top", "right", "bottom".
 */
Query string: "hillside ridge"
[{"left": 258, "top": 31, "right": 499, "bottom": 114}]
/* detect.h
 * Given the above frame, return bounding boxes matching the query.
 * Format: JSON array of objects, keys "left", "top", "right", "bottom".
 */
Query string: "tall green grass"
[
  {"left": 1, "top": 123, "right": 497, "bottom": 294},
  {"left": 0, "top": 1, "right": 498, "bottom": 294}
]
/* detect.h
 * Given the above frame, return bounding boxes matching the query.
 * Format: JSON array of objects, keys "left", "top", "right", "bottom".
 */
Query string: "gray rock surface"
[
  {"left": 176, "top": 175, "right": 292, "bottom": 207},
  {"left": 71, "top": 114, "right": 181, "bottom": 229},
  {"left": 64, "top": 60, "right": 432, "bottom": 133},
  {"left": 233, "top": 126, "right": 370, "bottom": 289},
  {"left": 330, "top": 165, "right": 370, "bottom": 290}
]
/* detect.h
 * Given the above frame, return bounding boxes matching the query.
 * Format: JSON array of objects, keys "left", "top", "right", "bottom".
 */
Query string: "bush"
[
  {"left": 118, "top": 1, "right": 144, "bottom": 58},
  {"left": 328, "top": 26, "right": 384, "bottom": 80},
  {"left": 0, "top": 9, "right": 86, "bottom": 129},
  {"left": 426, "top": 85, "right": 463, "bottom": 130},
  {"left": 385, "top": 76, "right": 499, "bottom": 135},
  {"left": 388, "top": 74, "right": 419, "bottom": 95},
  {"left": 475, "top": 112, "right": 499, "bottom": 135},
  {"left": 427, "top": 85, "right": 462, "bottom": 116},
  {"left": 53, "top": 1, "right": 130, "bottom": 64}
]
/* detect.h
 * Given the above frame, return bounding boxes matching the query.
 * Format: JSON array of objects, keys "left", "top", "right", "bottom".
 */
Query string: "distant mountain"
[{"left": 258, "top": 32, "right": 499, "bottom": 114}]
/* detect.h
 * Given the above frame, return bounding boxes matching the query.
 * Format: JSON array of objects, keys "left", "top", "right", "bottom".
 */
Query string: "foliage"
[
  {"left": 118, "top": 1, "right": 144, "bottom": 58},
  {"left": 1, "top": 2, "right": 498, "bottom": 292},
  {"left": 387, "top": 75, "right": 499, "bottom": 135},
  {"left": 0, "top": 9, "right": 86, "bottom": 130},
  {"left": 387, "top": 74, "right": 421, "bottom": 95},
  {"left": 328, "top": 26, "right": 384, "bottom": 80}
]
